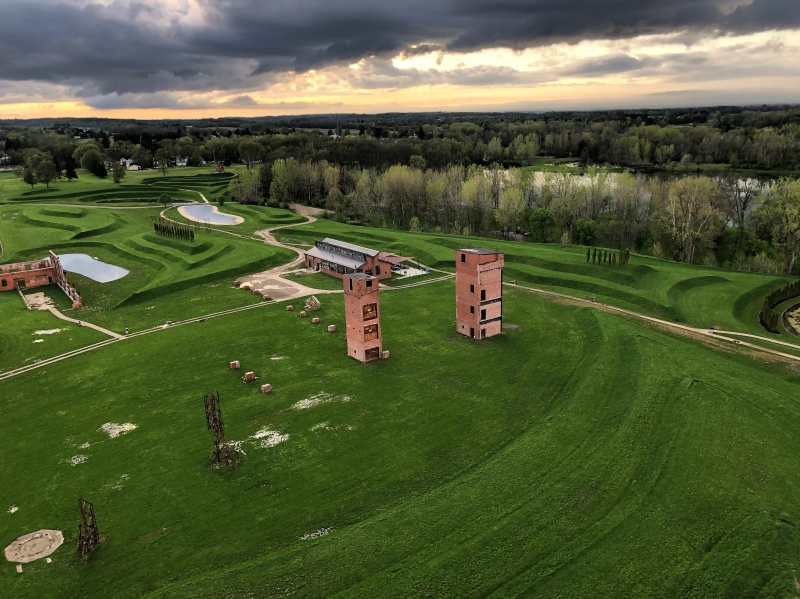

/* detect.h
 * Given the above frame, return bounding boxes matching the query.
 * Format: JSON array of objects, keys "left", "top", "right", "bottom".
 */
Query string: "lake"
[
  {"left": 178, "top": 204, "right": 243, "bottom": 225},
  {"left": 58, "top": 254, "right": 129, "bottom": 283}
]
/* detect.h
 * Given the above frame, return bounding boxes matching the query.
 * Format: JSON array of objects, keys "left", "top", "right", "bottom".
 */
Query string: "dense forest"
[{"left": 2, "top": 105, "right": 799, "bottom": 274}]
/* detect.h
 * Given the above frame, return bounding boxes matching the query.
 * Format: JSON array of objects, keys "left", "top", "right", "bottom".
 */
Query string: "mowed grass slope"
[
  {"left": 0, "top": 292, "right": 108, "bottom": 374},
  {"left": 1, "top": 283, "right": 799, "bottom": 598},
  {"left": 0, "top": 203, "right": 295, "bottom": 335},
  {"left": 276, "top": 220, "right": 796, "bottom": 337},
  {"left": 0, "top": 167, "right": 244, "bottom": 205}
]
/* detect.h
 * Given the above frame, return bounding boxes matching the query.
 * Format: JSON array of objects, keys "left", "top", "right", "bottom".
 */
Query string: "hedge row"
[{"left": 760, "top": 279, "right": 800, "bottom": 333}]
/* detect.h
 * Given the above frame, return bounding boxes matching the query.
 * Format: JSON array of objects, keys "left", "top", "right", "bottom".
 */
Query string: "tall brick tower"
[
  {"left": 455, "top": 248, "right": 504, "bottom": 339},
  {"left": 343, "top": 273, "right": 383, "bottom": 362}
]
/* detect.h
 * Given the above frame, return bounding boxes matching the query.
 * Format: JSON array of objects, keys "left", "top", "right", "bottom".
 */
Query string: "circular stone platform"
[{"left": 4, "top": 529, "right": 64, "bottom": 563}]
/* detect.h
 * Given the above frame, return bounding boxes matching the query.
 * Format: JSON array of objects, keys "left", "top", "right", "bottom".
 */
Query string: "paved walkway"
[{"left": 44, "top": 307, "right": 124, "bottom": 339}]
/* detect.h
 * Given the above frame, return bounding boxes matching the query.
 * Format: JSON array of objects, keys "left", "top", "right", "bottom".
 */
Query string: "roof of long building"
[
  {"left": 321, "top": 238, "right": 380, "bottom": 258},
  {"left": 306, "top": 245, "right": 366, "bottom": 270}
]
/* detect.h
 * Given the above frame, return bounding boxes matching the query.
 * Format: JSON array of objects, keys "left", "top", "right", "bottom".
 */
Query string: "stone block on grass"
[
  {"left": 230, "top": 360, "right": 240, "bottom": 369},
  {"left": 260, "top": 384, "right": 273, "bottom": 393},
  {"left": 244, "top": 371, "right": 256, "bottom": 382}
]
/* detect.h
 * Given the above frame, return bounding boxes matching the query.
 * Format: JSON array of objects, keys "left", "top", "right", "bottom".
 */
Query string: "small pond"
[
  {"left": 179, "top": 204, "right": 242, "bottom": 225},
  {"left": 58, "top": 254, "right": 129, "bottom": 283}
]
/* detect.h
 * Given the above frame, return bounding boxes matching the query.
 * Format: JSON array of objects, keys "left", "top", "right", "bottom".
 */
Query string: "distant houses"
[{"left": 119, "top": 158, "right": 142, "bottom": 171}]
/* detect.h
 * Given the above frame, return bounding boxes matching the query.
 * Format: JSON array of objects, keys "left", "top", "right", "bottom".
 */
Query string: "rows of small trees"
[
  {"left": 587, "top": 247, "right": 630, "bottom": 267},
  {"left": 760, "top": 279, "right": 800, "bottom": 334},
  {"left": 153, "top": 220, "right": 195, "bottom": 242}
]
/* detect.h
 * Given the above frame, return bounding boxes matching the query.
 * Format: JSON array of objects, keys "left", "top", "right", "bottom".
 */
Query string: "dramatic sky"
[{"left": 1, "top": 0, "right": 799, "bottom": 118}]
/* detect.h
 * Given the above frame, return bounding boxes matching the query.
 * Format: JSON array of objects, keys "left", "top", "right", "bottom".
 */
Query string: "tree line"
[
  {"left": 4, "top": 105, "right": 800, "bottom": 177},
  {"left": 229, "top": 157, "right": 797, "bottom": 275}
]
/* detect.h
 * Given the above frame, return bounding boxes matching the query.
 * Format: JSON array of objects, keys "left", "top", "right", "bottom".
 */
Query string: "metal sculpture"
[
  {"left": 77, "top": 498, "right": 99, "bottom": 563},
  {"left": 204, "top": 390, "right": 239, "bottom": 469}
]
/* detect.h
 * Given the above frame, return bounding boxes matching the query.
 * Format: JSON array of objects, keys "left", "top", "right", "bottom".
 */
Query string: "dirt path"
[
  {"left": 44, "top": 307, "right": 124, "bottom": 339},
  {"left": 238, "top": 206, "right": 338, "bottom": 301}
]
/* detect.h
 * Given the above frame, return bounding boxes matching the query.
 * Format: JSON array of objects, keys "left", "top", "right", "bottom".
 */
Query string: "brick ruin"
[
  {"left": 343, "top": 273, "right": 384, "bottom": 362},
  {"left": 455, "top": 248, "right": 504, "bottom": 339},
  {"left": 0, "top": 251, "right": 82, "bottom": 308}
]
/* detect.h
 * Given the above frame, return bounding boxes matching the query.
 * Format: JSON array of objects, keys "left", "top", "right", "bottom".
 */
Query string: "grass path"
[{"left": 507, "top": 281, "right": 800, "bottom": 363}]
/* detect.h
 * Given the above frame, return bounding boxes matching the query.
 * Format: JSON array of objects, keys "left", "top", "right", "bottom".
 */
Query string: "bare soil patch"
[{"left": 4, "top": 530, "right": 63, "bottom": 564}]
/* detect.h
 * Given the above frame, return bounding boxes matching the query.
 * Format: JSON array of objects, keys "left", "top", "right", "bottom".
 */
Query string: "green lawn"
[
  {"left": 275, "top": 221, "right": 797, "bottom": 337},
  {"left": 0, "top": 203, "right": 295, "bottom": 337},
  {"left": 0, "top": 166, "right": 247, "bottom": 205},
  {"left": 280, "top": 271, "right": 344, "bottom": 291},
  {"left": 1, "top": 281, "right": 799, "bottom": 598},
  {"left": 164, "top": 203, "right": 306, "bottom": 237},
  {"left": 3, "top": 193, "right": 800, "bottom": 598},
  {"left": 0, "top": 290, "right": 108, "bottom": 374}
]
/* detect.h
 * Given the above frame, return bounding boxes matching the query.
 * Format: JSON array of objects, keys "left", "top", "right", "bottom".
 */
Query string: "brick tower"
[
  {"left": 343, "top": 273, "right": 383, "bottom": 362},
  {"left": 455, "top": 248, "right": 504, "bottom": 339}
]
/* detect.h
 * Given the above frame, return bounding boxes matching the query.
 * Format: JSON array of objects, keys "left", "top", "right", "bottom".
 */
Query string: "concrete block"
[
  {"left": 300, "top": 311, "right": 307, "bottom": 317},
  {"left": 327, "top": 325, "right": 337, "bottom": 332},
  {"left": 286, "top": 305, "right": 294, "bottom": 312},
  {"left": 233, "top": 279, "right": 242, "bottom": 287},
  {"left": 244, "top": 371, "right": 256, "bottom": 382},
  {"left": 230, "top": 360, "right": 240, "bottom": 369},
  {"left": 262, "top": 294, "right": 271, "bottom": 301},
  {"left": 252, "top": 288, "right": 261, "bottom": 295},
  {"left": 260, "top": 384, "right": 273, "bottom": 393},
  {"left": 312, "top": 317, "right": 320, "bottom": 324},
  {"left": 382, "top": 350, "right": 390, "bottom": 359}
]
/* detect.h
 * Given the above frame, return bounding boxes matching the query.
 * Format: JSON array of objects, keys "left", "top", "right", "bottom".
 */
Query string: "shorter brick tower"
[
  {"left": 455, "top": 248, "right": 504, "bottom": 339},
  {"left": 343, "top": 273, "right": 383, "bottom": 362}
]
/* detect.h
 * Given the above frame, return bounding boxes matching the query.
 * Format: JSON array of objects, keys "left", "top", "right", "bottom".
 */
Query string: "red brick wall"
[
  {"left": 455, "top": 250, "right": 504, "bottom": 339},
  {"left": 343, "top": 275, "right": 383, "bottom": 362}
]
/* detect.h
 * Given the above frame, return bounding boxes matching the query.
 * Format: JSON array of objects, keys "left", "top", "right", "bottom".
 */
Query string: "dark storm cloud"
[
  {"left": 565, "top": 55, "right": 646, "bottom": 76},
  {"left": 0, "top": 0, "right": 797, "bottom": 104}
]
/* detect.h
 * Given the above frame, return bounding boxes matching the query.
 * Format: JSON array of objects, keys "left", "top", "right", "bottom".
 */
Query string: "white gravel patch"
[
  {"left": 8, "top": 505, "right": 18, "bottom": 514},
  {"left": 33, "top": 329, "right": 62, "bottom": 335},
  {"left": 290, "top": 393, "right": 353, "bottom": 411},
  {"left": 33, "top": 339, "right": 44, "bottom": 344},
  {"left": 299, "top": 528, "right": 333, "bottom": 541},
  {"left": 251, "top": 428, "right": 289, "bottom": 448},
  {"left": 99, "top": 422, "right": 137, "bottom": 438},
  {"left": 69, "top": 455, "right": 88, "bottom": 466},
  {"left": 78, "top": 442, "right": 90, "bottom": 449}
]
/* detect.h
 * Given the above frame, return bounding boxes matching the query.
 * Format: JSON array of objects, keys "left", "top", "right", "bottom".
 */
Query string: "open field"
[
  {"left": 3, "top": 189, "right": 800, "bottom": 598},
  {"left": 0, "top": 292, "right": 108, "bottom": 374},
  {"left": 2, "top": 280, "right": 800, "bottom": 598},
  {"left": 0, "top": 202, "right": 295, "bottom": 337},
  {"left": 0, "top": 166, "right": 245, "bottom": 205},
  {"left": 280, "top": 271, "right": 345, "bottom": 290},
  {"left": 274, "top": 220, "right": 795, "bottom": 337}
]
